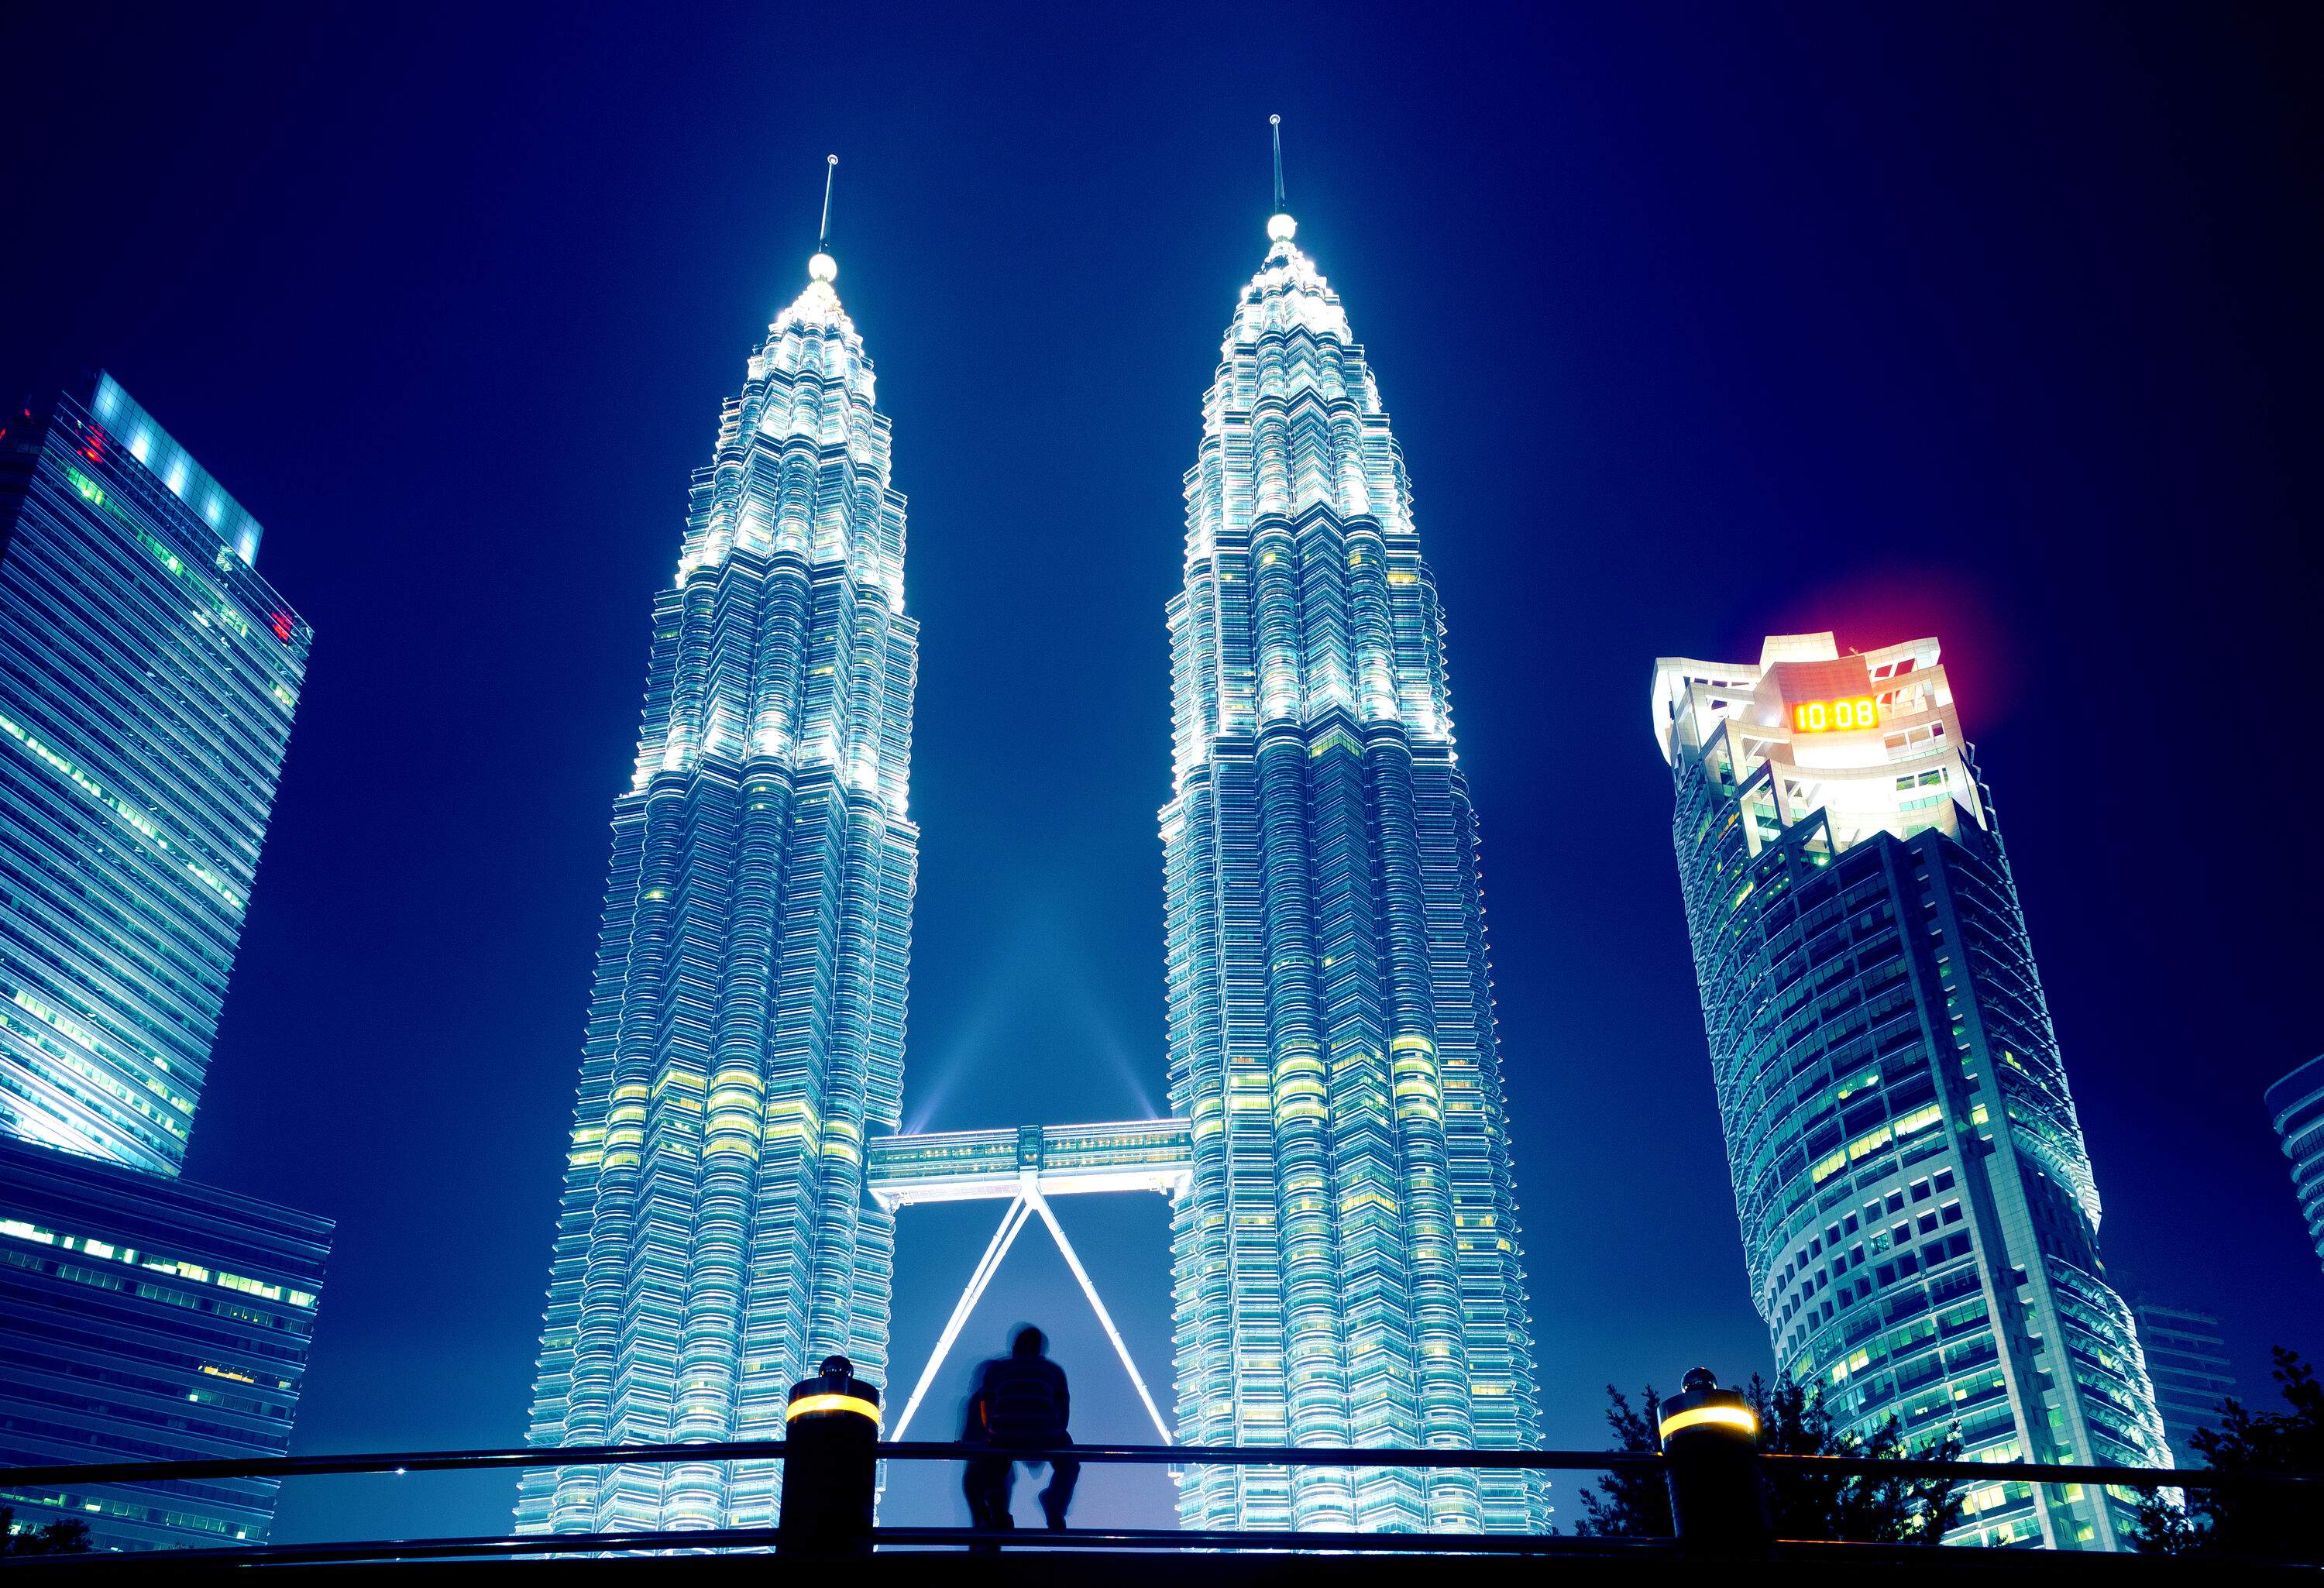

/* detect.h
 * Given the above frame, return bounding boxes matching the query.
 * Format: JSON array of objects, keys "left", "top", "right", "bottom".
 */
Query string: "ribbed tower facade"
[
  {"left": 1161, "top": 211, "right": 1546, "bottom": 1533},
  {"left": 518, "top": 244, "right": 916, "bottom": 1534}
]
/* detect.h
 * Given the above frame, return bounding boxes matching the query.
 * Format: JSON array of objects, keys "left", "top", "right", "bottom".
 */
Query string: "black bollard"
[
  {"left": 778, "top": 1354, "right": 882, "bottom": 1556},
  {"left": 1658, "top": 1366, "right": 1772, "bottom": 1557}
]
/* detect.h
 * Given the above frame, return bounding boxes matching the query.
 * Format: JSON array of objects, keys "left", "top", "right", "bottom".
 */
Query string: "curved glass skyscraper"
[
  {"left": 1160, "top": 210, "right": 1547, "bottom": 1533},
  {"left": 1652, "top": 633, "right": 2165, "bottom": 1549},
  {"left": 518, "top": 242, "right": 916, "bottom": 1534},
  {"left": 2266, "top": 1056, "right": 2324, "bottom": 1277}
]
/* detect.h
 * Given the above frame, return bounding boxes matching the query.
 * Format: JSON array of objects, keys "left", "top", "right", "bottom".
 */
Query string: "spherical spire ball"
[
  {"left": 808, "top": 252, "right": 838, "bottom": 284},
  {"left": 1267, "top": 213, "right": 1297, "bottom": 242}
]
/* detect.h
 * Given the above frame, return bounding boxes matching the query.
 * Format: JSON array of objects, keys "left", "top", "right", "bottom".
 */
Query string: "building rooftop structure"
[{"left": 1652, "top": 632, "right": 1975, "bottom": 853}]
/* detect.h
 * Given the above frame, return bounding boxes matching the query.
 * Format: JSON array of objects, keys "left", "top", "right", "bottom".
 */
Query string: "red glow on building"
[{"left": 270, "top": 612, "right": 296, "bottom": 643}]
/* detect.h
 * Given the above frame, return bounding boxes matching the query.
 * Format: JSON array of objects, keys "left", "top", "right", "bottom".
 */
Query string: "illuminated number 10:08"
[{"left": 1793, "top": 696, "right": 1877, "bottom": 732}]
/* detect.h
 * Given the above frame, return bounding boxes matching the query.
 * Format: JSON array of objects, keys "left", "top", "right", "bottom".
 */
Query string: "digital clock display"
[{"left": 1793, "top": 696, "right": 1878, "bottom": 733}]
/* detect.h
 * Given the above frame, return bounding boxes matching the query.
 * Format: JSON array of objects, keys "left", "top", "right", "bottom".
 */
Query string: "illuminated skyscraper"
[
  {"left": 0, "top": 374, "right": 330, "bottom": 1552},
  {"left": 0, "top": 376, "right": 303, "bottom": 1173},
  {"left": 1160, "top": 202, "right": 1547, "bottom": 1533},
  {"left": 1652, "top": 633, "right": 2167, "bottom": 1548},
  {"left": 518, "top": 232, "right": 917, "bottom": 1534}
]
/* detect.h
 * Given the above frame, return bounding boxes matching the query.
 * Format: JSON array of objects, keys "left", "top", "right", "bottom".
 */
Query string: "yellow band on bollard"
[
  {"left": 1657, "top": 1404, "right": 1758, "bottom": 1440},
  {"left": 786, "top": 1393, "right": 882, "bottom": 1425}
]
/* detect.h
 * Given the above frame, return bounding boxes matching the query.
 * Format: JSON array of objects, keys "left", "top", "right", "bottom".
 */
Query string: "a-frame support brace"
[
  {"left": 1030, "top": 1189, "right": 1173, "bottom": 1445},
  {"left": 889, "top": 1179, "right": 1173, "bottom": 1445},
  {"left": 891, "top": 1197, "right": 1033, "bottom": 1441}
]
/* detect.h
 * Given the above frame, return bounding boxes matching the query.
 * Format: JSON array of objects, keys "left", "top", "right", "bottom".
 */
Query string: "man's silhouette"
[{"left": 961, "top": 1326, "right": 1078, "bottom": 1532}]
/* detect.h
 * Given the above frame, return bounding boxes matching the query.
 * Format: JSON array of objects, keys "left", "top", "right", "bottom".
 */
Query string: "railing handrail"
[
  {"left": 1, "top": 1438, "right": 2315, "bottom": 1493},
  {"left": 0, "top": 1523, "right": 1679, "bottom": 1569}
]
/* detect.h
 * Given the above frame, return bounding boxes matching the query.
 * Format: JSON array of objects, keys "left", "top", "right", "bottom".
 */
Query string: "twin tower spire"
[
  {"left": 809, "top": 153, "right": 838, "bottom": 284},
  {"left": 518, "top": 122, "right": 1549, "bottom": 1538}
]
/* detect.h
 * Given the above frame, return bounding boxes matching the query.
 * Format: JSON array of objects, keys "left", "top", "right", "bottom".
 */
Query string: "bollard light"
[
  {"left": 778, "top": 1354, "right": 882, "bottom": 1556},
  {"left": 1657, "top": 1366, "right": 1772, "bottom": 1557}
]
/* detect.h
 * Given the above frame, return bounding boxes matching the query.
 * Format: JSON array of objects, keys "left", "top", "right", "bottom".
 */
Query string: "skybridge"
[
  {"left": 867, "top": 1119, "right": 1193, "bottom": 1445},
  {"left": 867, "top": 1119, "right": 1193, "bottom": 1207}
]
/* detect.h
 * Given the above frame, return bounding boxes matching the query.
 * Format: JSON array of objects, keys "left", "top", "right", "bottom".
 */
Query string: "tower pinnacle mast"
[
  {"left": 810, "top": 155, "right": 841, "bottom": 285},
  {"left": 1270, "top": 114, "right": 1285, "bottom": 214}
]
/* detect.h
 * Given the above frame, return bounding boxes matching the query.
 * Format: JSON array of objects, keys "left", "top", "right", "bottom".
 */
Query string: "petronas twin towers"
[
  {"left": 517, "top": 242, "right": 915, "bottom": 1534},
  {"left": 1163, "top": 215, "right": 1543, "bottom": 1530},
  {"left": 520, "top": 156, "right": 1546, "bottom": 1536}
]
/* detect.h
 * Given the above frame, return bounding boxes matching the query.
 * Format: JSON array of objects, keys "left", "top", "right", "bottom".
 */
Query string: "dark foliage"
[
  {"left": 1574, "top": 1377, "right": 1962, "bottom": 1544},
  {"left": 1573, "top": 1383, "right": 1673, "bottom": 1538},
  {"left": 0, "top": 1506, "right": 92, "bottom": 1555},
  {"left": 2131, "top": 1346, "right": 2324, "bottom": 1562}
]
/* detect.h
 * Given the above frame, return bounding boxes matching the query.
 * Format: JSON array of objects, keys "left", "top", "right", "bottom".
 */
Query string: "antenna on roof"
[
  {"left": 807, "top": 155, "right": 842, "bottom": 285},
  {"left": 1270, "top": 115, "right": 1284, "bottom": 212}
]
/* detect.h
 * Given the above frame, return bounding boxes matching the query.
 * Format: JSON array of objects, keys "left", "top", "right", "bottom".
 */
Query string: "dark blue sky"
[{"left": 5, "top": 1, "right": 2319, "bottom": 1542}]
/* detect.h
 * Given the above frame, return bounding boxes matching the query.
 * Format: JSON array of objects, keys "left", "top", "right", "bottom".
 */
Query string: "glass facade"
[
  {"left": 2265, "top": 1056, "right": 2324, "bottom": 1277},
  {"left": 518, "top": 247, "right": 917, "bottom": 1535},
  {"left": 1160, "top": 211, "right": 1546, "bottom": 1533},
  {"left": 0, "top": 376, "right": 308, "bottom": 1175},
  {"left": 2133, "top": 1304, "right": 2233, "bottom": 1467},
  {"left": 0, "top": 1134, "right": 328, "bottom": 1551},
  {"left": 0, "top": 375, "right": 328, "bottom": 1552},
  {"left": 1652, "top": 633, "right": 2167, "bottom": 1548}
]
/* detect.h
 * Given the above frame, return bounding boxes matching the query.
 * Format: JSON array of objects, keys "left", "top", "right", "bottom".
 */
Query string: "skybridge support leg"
[
  {"left": 891, "top": 1197, "right": 1033, "bottom": 1441},
  {"left": 1029, "top": 1191, "right": 1173, "bottom": 1444}
]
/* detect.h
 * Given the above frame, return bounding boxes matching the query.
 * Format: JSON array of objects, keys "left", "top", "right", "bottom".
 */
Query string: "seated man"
[{"left": 961, "top": 1326, "right": 1078, "bottom": 1531}]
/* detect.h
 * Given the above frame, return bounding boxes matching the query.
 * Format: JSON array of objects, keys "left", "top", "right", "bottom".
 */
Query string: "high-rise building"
[
  {"left": 1652, "top": 633, "right": 2167, "bottom": 1549},
  {"left": 518, "top": 239, "right": 917, "bottom": 1535},
  {"left": 2265, "top": 1056, "right": 2324, "bottom": 1277},
  {"left": 0, "top": 374, "right": 330, "bottom": 1552},
  {"left": 2133, "top": 1304, "right": 2235, "bottom": 1467},
  {"left": 1159, "top": 204, "right": 1546, "bottom": 1533},
  {"left": 0, "top": 376, "right": 304, "bottom": 1174},
  {"left": 0, "top": 1136, "right": 328, "bottom": 1551}
]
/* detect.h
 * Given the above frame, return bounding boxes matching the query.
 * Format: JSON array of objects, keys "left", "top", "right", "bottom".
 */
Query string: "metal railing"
[{"left": 3, "top": 1433, "right": 2320, "bottom": 1566}]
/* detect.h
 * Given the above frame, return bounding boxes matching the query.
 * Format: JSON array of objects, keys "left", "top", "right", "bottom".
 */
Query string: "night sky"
[{"left": 5, "top": 1, "right": 2319, "bottom": 1542}]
